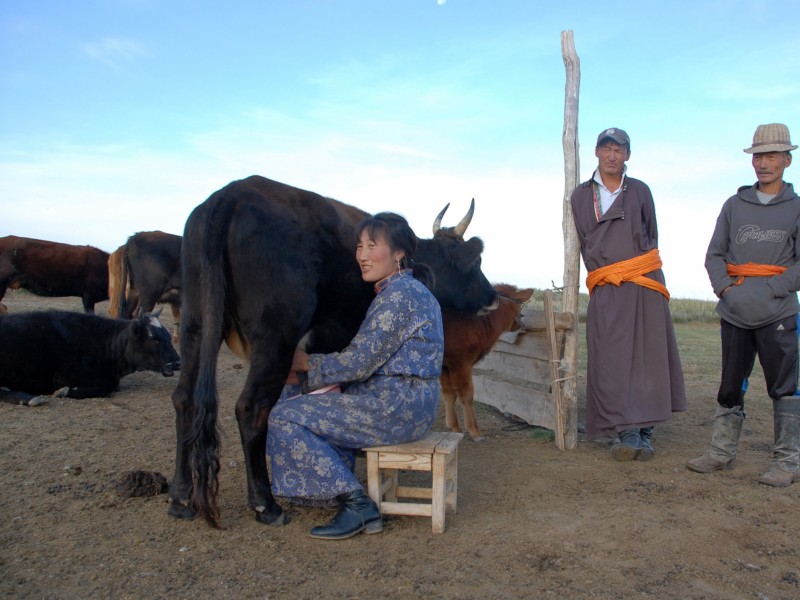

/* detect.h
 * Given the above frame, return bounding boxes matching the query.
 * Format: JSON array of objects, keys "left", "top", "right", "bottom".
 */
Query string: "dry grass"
[{"left": 524, "top": 289, "right": 719, "bottom": 323}]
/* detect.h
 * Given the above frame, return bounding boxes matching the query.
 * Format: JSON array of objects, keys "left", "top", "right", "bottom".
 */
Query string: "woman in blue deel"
[{"left": 267, "top": 212, "right": 444, "bottom": 540}]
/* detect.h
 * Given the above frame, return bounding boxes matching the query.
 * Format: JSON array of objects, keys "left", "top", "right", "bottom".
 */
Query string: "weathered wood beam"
[{"left": 560, "top": 30, "right": 581, "bottom": 450}]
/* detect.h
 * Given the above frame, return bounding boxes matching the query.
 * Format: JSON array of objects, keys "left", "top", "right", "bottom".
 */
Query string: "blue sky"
[{"left": 2, "top": 1, "right": 800, "bottom": 301}]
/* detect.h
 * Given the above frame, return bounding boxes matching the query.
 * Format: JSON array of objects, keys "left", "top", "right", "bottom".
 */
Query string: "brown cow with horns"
[{"left": 169, "top": 175, "right": 499, "bottom": 528}]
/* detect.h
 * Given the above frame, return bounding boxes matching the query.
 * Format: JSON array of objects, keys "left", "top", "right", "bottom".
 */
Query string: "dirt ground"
[{"left": 2, "top": 290, "right": 799, "bottom": 600}]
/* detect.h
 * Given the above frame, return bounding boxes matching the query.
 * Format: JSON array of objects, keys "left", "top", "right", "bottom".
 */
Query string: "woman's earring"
[{"left": 396, "top": 258, "right": 402, "bottom": 272}]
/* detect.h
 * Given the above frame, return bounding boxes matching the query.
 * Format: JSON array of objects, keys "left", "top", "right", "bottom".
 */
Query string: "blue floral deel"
[{"left": 267, "top": 270, "right": 444, "bottom": 501}]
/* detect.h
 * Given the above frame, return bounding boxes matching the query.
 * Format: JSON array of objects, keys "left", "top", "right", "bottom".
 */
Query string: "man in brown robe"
[{"left": 570, "top": 128, "right": 687, "bottom": 461}]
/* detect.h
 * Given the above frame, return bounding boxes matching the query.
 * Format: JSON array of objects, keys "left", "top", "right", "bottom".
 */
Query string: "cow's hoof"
[
  {"left": 472, "top": 435, "right": 486, "bottom": 444},
  {"left": 168, "top": 500, "right": 197, "bottom": 520},
  {"left": 26, "top": 395, "right": 50, "bottom": 407},
  {"left": 254, "top": 505, "right": 289, "bottom": 526}
]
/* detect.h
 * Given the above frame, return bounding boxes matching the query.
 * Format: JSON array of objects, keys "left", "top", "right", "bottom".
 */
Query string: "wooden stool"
[{"left": 363, "top": 431, "right": 463, "bottom": 533}]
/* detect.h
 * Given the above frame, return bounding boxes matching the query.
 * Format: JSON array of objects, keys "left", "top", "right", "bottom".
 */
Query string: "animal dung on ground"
[{"left": 116, "top": 470, "right": 169, "bottom": 497}]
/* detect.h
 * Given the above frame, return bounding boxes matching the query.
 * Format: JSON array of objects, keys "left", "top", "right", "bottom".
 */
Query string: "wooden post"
[
  {"left": 560, "top": 30, "right": 580, "bottom": 449},
  {"left": 544, "top": 290, "right": 566, "bottom": 450}
]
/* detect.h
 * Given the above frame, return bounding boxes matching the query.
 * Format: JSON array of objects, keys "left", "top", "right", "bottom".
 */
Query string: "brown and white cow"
[
  {"left": 169, "top": 175, "right": 499, "bottom": 528},
  {"left": 108, "top": 231, "right": 182, "bottom": 342},
  {"left": 441, "top": 284, "right": 534, "bottom": 443},
  {"left": 0, "top": 236, "right": 109, "bottom": 313}
]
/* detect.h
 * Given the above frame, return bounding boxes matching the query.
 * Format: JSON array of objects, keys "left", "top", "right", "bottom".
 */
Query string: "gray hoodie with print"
[{"left": 706, "top": 182, "right": 800, "bottom": 328}]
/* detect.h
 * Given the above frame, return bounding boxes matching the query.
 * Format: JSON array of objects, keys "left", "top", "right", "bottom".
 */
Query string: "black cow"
[
  {"left": 169, "top": 175, "right": 498, "bottom": 528},
  {"left": 0, "top": 236, "right": 109, "bottom": 313},
  {"left": 108, "top": 231, "right": 182, "bottom": 342},
  {"left": 0, "top": 310, "right": 180, "bottom": 406}
]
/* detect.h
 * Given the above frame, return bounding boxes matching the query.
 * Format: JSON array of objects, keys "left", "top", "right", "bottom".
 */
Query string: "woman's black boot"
[{"left": 309, "top": 490, "right": 382, "bottom": 540}]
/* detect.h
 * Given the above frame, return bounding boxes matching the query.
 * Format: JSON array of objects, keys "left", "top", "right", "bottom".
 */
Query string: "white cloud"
[
  {"left": 83, "top": 37, "right": 148, "bottom": 69},
  {"left": 2, "top": 122, "right": 734, "bottom": 301}
]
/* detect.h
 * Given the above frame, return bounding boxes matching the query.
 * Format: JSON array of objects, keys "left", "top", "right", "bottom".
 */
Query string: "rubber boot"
[
  {"left": 611, "top": 429, "right": 642, "bottom": 462},
  {"left": 309, "top": 490, "right": 382, "bottom": 540},
  {"left": 638, "top": 427, "right": 656, "bottom": 461},
  {"left": 757, "top": 398, "right": 800, "bottom": 487},
  {"left": 685, "top": 405, "right": 744, "bottom": 473}
]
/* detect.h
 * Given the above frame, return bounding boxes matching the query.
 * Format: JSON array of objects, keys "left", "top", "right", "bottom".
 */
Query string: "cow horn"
[
  {"left": 453, "top": 198, "right": 475, "bottom": 237},
  {"left": 432, "top": 203, "right": 450, "bottom": 235}
]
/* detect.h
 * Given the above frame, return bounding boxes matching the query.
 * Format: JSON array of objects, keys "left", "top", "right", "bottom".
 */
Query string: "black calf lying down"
[{"left": 0, "top": 310, "right": 180, "bottom": 405}]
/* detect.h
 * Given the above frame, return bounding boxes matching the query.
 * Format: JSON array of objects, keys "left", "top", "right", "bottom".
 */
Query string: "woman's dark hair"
[{"left": 356, "top": 212, "right": 435, "bottom": 290}]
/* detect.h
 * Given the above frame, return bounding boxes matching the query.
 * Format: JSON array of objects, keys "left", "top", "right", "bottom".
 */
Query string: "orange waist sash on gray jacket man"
[{"left": 727, "top": 262, "right": 788, "bottom": 286}]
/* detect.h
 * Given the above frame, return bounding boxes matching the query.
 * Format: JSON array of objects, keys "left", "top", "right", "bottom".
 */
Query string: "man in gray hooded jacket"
[{"left": 687, "top": 123, "right": 800, "bottom": 487}]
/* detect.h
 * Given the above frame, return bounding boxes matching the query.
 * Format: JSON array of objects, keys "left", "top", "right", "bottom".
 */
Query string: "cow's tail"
[
  {"left": 106, "top": 247, "right": 125, "bottom": 318},
  {"left": 117, "top": 249, "right": 131, "bottom": 318},
  {"left": 188, "top": 200, "right": 231, "bottom": 528}
]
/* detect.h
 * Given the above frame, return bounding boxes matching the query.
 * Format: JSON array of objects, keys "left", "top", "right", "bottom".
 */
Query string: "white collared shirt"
[{"left": 593, "top": 165, "right": 628, "bottom": 214}]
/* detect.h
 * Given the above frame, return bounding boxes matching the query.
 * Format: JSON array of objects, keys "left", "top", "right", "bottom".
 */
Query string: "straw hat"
[{"left": 744, "top": 123, "right": 798, "bottom": 154}]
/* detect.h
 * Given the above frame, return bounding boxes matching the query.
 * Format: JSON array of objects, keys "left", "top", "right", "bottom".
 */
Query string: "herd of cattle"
[
  {"left": 0, "top": 232, "right": 182, "bottom": 406},
  {"left": 0, "top": 175, "right": 533, "bottom": 528}
]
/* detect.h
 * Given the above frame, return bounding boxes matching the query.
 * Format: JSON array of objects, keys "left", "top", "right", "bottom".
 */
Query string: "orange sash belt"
[
  {"left": 586, "top": 248, "right": 670, "bottom": 300},
  {"left": 727, "top": 262, "right": 787, "bottom": 286}
]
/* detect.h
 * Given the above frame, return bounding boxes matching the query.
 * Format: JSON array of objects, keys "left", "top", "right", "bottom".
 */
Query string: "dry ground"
[{"left": 1, "top": 290, "right": 799, "bottom": 600}]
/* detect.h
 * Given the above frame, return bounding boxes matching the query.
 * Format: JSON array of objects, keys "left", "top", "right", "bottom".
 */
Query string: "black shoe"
[
  {"left": 611, "top": 429, "right": 642, "bottom": 462},
  {"left": 638, "top": 427, "right": 655, "bottom": 461},
  {"left": 309, "top": 490, "right": 382, "bottom": 540}
]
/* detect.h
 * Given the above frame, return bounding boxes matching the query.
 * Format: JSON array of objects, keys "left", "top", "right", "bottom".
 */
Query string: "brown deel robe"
[{"left": 570, "top": 175, "right": 687, "bottom": 439}]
